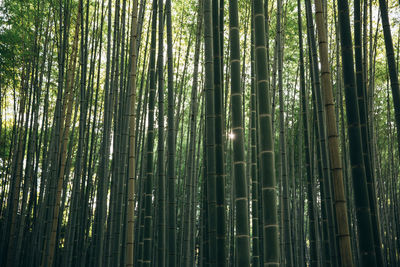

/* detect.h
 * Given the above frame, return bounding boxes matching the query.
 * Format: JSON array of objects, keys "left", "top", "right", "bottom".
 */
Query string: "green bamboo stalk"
[
  {"left": 253, "top": 0, "right": 280, "bottom": 265},
  {"left": 354, "top": 0, "right": 383, "bottom": 263},
  {"left": 203, "top": 0, "right": 217, "bottom": 264},
  {"left": 250, "top": 6, "right": 260, "bottom": 266},
  {"left": 165, "top": 0, "right": 176, "bottom": 266},
  {"left": 212, "top": 0, "right": 226, "bottom": 264},
  {"left": 229, "top": 0, "right": 250, "bottom": 265},
  {"left": 126, "top": 0, "right": 139, "bottom": 264},
  {"left": 337, "top": 0, "right": 377, "bottom": 264},
  {"left": 156, "top": 0, "right": 166, "bottom": 265},
  {"left": 143, "top": 0, "right": 158, "bottom": 265}
]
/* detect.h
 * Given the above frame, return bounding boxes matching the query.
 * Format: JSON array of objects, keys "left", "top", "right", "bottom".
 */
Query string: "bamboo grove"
[{"left": 0, "top": 0, "right": 399, "bottom": 265}]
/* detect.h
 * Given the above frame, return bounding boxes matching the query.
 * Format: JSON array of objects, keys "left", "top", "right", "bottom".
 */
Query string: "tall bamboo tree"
[
  {"left": 203, "top": 0, "right": 218, "bottom": 265},
  {"left": 156, "top": 0, "right": 166, "bottom": 265},
  {"left": 212, "top": 0, "right": 226, "bottom": 265},
  {"left": 250, "top": 6, "right": 260, "bottom": 266},
  {"left": 337, "top": 0, "right": 377, "bottom": 265},
  {"left": 143, "top": 0, "right": 158, "bottom": 265},
  {"left": 253, "top": 0, "right": 280, "bottom": 265},
  {"left": 354, "top": 0, "right": 383, "bottom": 263},
  {"left": 126, "top": 0, "right": 139, "bottom": 265},
  {"left": 165, "top": 0, "right": 176, "bottom": 266},
  {"left": 229, "top": 0, "right": 250, "bottom": 265}
]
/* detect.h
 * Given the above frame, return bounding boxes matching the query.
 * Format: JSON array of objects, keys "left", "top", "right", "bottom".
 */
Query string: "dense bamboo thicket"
[{"left": 0, "top": 0, "right": 399, "bottom": 266}]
